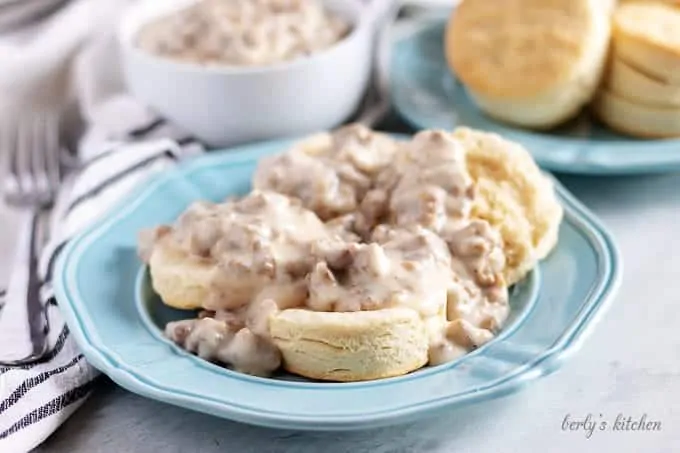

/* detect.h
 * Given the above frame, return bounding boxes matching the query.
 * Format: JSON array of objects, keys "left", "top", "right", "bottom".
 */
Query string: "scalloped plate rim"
[{"left": 53, "top": 136, "right": 622, "bottom": 430}]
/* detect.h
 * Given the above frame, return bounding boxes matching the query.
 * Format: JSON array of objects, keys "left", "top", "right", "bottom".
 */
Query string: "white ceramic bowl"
[{"left": 118, "top": 0, "right": 373, "bottom": 147}]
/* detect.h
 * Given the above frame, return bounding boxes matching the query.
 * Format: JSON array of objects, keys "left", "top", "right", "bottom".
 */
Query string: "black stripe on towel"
[
  {"left": 73, "top": 144, "right": 122, "bottom": 171},
  {"left": 25, "top": 326, "right": 70, "bottom": 368},
  {"left": 0, "top": 355, "right": 84, "bottom": 414},
  {"left": 127, "top": 117, "right": 166, "bottom": 138},
  {"left": 176, "top": 136, "right": 198, "bottom": 147},
  {"left": 0, "top": 378, "right": 96, "bottom": 440},
  {"left": 42, "top": 240, "right": 68, "bottom": 285},
  {"left": 78, "top": 134, "right": 191, "bottom": 172},
  {"left": 0, "top": 326, "right": 70, "bottom": 374},
  {"left": 64, "top": 149, "right": 179, "bottom": 216}
]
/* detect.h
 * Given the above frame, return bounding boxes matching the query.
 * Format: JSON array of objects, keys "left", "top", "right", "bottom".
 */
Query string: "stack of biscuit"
[
  {"left": 594, "top": 1, "right": 680, "bottom": 138},
  {"left": 446, "top": 0, "right": 680, "bottom": 139},
  {"left": 445, "top": 0, "right": 613, "bottom": 130}
]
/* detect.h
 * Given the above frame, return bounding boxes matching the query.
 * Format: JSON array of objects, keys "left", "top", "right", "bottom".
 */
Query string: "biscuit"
[
  {"left": 453, "top": 127, "right": 564, "bottom": 285},
  {"left": 605, "top": 54, "right": 680, "bottom": 108},
  {"left": 148, "top": 237, "right": 213, "bottom": 310},
  {"left": 446, "top": 0, "right": 611, "bottom": 129},
  {"left": 269, "top": 308, "right": 430, "bottom": 382},
  {"left": 593, "top": 89, "right": 680, "bottom": 138},
  {"left": 148, "top": 242, "right": 434, "bottom": 381},
  {"left": 613, "top": 1, "right": 680, "bottom": 84}
]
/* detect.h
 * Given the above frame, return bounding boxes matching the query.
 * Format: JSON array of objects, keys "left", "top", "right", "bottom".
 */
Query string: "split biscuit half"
[{"left": 454, "top": 127, "right": 564, "bottom": 285}]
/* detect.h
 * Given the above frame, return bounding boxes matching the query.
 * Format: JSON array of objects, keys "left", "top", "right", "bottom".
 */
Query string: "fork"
[
  {"left": 0, "top": 110, "right": 62, "bottom": 366},
  {"left": 356, "top": 0, "right": 401, "bottom": 127}
]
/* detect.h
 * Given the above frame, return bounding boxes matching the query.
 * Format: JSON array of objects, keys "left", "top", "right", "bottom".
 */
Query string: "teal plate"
[
  {"left": 54, "top": 137, "right": 622, "bottom": 431},
  {"left": 391, "top": 20, "right": 680, "bottom": 175}
]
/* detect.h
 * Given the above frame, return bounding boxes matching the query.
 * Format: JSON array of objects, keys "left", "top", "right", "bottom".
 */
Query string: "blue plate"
[
  {"left": 391, "top": 20, "right": 680, "bottom": 175},
  {"left": 54, "top": 137, "right": 622, "bottom": 431}
]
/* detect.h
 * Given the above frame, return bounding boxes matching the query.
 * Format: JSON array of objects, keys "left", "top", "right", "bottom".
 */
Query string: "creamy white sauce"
[
  {"left": 253, "top": 124, "right": 398, "bottom": 221},
  {"left": 136, "top": 0, "right": 350, "bottom": 67}
]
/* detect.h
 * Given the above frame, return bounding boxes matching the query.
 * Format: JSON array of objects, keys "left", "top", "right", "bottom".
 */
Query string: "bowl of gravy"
[{"left": 118, "top": 0, "right": 376, "bottom": 147}]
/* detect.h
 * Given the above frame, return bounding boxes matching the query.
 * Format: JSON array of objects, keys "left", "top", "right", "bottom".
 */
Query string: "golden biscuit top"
[
  {"left": 446, "top": 0, "right": 598, "bottom": 98},
  {"left": 613, "top": 1, "right": 680, "bottom": 55}
]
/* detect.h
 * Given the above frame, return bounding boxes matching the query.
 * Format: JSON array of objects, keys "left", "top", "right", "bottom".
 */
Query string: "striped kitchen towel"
[{"left": 0, "top": 96, "right": 205, "bottom": 453}]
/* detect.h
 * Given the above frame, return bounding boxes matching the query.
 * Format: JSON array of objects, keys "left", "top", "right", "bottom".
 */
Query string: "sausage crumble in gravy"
[
  {"left": 136, "top": 0, "right": 350, "bottom": 67},
  {"left": 139, "top": 125, "right": 510, "bottom": 377}
]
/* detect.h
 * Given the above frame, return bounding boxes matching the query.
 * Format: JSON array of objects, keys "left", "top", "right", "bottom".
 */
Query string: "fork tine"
[
  {"left": 43, "top": 111, "right": 62, "bottom": 198},
  {"left": 31, "top": 112, "right": 51, "bottom": 205},
  {"left": 2, "top": 118, "right": 21, "bottom": 203},
  {"left": 16, "top": 115, "right": 36, "bottom": 203}
]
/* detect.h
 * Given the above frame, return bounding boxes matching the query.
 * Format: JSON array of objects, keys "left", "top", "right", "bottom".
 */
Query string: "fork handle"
[{"left": 0, "top": 209, "right": 49, "bottom": 363}]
